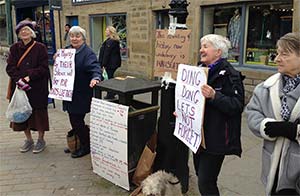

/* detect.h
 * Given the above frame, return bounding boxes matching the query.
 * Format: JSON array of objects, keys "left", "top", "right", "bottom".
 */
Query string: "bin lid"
[{"left": 96, "top": 77, "right": 161, "bottom": 94}]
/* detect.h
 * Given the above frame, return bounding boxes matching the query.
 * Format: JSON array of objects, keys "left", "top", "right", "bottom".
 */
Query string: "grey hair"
[
  {"left": 69, "top": 26, "right": 86, "bottom": 40},
  {"left": 201, "top": 34, "right": 231, "bottom": 58}
]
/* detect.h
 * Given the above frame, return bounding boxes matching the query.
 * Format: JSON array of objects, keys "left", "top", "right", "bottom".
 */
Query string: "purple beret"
[{"left": 15, "top": 20, "right": 34, "bottom": 35}]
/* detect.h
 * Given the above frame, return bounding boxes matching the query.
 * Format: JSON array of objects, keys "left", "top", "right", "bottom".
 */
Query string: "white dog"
[{"left": 141, "top": 170, "right": 183, "bottom": 196}]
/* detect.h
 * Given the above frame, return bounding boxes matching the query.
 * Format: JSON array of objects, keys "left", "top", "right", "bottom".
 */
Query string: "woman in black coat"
[
  {"left": 98, "top": 26, "right": 121, "bottom": 99},
  {"left": 62, "top": 26, "right": 101, "bottom": 158},
  {"left": 194, "top": 34, "right": 245, "bottom": 195}
]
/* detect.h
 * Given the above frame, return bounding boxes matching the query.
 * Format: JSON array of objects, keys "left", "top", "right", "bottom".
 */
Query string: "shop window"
[
  {"left": 201, "top": 1, "right": 293, "bottom": 67},
  {"left": 36, "top": 7, "right": 53, "bottom": 49},
  {"left": 66, "top": 16, "right": 78, "bottom": 26},
  {"left": 0, "top": 3, "right": 7, "bottom": 44},
  {"left": 246, "top": 2, "right": 293, "bottom": 66},
  {"left": 202, "top": 6, "right": 242, "bottom": 63},
  {"left": 90, "top": 14, "right": 127, "bottom": 59},
  {"left": 155, "top": 10, "right": 169, "bottom": 29}
]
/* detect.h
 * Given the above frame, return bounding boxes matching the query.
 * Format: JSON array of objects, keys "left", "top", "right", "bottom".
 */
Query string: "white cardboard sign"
[
  {"left": 174, "top": 64, "right": 207, "bottom": 153},
  {"left": 49, "top": 49, "right": 76, "bottom": 101},
  {"left": 90, "top": 98, "right": 129, "bottom": 190}
]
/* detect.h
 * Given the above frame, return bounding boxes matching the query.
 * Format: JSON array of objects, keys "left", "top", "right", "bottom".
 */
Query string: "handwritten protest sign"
[
  {"left": 48, "top": 49, "right": 75, "bottom": 101},
  {"left": 154, "top": 29, "right": 191, "bottom": 79},
  {"left": 174, "top": 64, "right": 207, "bottom": 153},
  {"left": 90, "top": 98, "right": 130, "bottom": 190}
]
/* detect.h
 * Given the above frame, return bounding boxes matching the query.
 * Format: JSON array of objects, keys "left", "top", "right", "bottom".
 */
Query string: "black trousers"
[
  {"left": 193, "top": 151, "right": 225, "bottom": 196},
  {"left": 105, "top": 68, "right": 117, "bottom": 98},
  {"left": 68, "top": 113, "right": 90, "bottom": 149}
]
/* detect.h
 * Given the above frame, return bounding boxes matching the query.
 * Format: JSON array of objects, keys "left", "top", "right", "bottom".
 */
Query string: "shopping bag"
[
  {"left": 132, "top": 132, "right": 157, "bottom": 186},
  {"left": 66, "top": 129, "right": 80, "bottom": 153},
  {"left": 102, "top": 68, "right": 109, "bottom": 80},
  {"left": 6, "top": 87, "right": 32, "bottom": 123}
]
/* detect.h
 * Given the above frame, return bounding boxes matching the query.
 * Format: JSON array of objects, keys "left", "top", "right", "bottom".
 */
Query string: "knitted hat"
[{"left": 15, "top": 20, "right": 35, "bottom": 35}]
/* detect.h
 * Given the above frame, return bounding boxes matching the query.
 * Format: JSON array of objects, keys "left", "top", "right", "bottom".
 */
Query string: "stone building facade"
[{"left": 54, "top": 0, "right": 299, "bottom": 102}]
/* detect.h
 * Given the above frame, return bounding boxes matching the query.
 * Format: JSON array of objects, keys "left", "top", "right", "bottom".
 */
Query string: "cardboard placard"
[{"left": 153, "top": 29, "right": 191, "bottom": 79}]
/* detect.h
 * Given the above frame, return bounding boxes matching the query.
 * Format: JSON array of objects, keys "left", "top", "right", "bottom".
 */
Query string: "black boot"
[
  {"left": 71, "top": 125, "right": 90, "bottom": 158},
  {"left": 71, "top": 146, "right": 90, "bottom": 158}
]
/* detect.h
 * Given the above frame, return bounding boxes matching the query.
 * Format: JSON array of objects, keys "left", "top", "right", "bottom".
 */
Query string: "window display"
[
  {"left": 202, "top": 6, "right": 242, "bottom": 63},
  {"left": 0, "top": 3, "right": 7, "bottom": 44},
  {"left": 201, "top": 1, "right": 293, "bottom": 66},
  {"left": 246, "top": 3, "right": 293, "bottom": 65}
]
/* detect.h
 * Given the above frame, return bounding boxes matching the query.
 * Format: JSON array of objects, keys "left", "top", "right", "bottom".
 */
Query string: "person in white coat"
[{"left": 245, "top": 32, "right": 300, "bottom": 195}]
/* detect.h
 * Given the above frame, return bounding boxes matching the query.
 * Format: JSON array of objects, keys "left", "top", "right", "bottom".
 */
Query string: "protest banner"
[
  {"left": 90, "top": 98, "right": 130, "bottom": 190},
  {"left": 174, "top": 64, "right": 207, "bottom": 153},
  {"left": 153, "top": 29, "right": 191, "bottom": 79},
  {"left": 48, "top": 49, "right": 75, "bottom": 101}
]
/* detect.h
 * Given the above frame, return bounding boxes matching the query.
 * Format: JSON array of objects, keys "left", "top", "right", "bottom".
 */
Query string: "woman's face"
[
  {"left": 70, "top": 32, "right": 84, "bottom": 49},
  {"left": 275, "top": 46, "right": 300, "bottom": 77},
  {"left": 199, "top": 40, "right": 221, "bottom": 65},
  {"left": 105, "top": 28, "right": 111, "bottom": 37},
  {"left": 18, "top": 26, "right": 33, "bottom": 41}
]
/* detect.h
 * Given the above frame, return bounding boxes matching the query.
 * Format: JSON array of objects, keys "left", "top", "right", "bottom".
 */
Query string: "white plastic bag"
[
  {"left": 102, "top": 68, "right": 108, "bottom": 80},
  {"left": 6, "top": 87, "right": 32, "bottom": 123}
]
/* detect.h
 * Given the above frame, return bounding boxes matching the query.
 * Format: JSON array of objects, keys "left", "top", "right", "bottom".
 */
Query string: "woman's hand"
[
  {"left": 53, "top": 52, "right": 58, "bottom": 61},
  {"left": 201, "top": 84, "right": 215, "bottom": 99},
  {"left": 90, "top": 79, "right": 100, "bottom": 88},
  {"left": 173, "top": 111, "right": 178, "bottom": 117}
]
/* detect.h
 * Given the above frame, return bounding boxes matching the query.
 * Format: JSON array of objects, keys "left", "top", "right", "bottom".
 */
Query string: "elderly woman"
[
  {"left": 63, "top": 26, "right": 101, "bottom": 158},
  {"left": 98, "top": 26, "right": 121, "bottom": 99},
  {"left": 194, "top": 34, "right": 245, "bottom": 195},
  {"left": 6, "top": 20, "right": 50, "bottom": 153},
  {"left": 245, "top": 32, "right": 300, "bottom": 196}
]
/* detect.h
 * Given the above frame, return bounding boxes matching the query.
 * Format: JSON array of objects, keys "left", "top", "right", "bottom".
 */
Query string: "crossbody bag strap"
[{"left": 17, "top": 41, "right": 36, "bottom": 67}]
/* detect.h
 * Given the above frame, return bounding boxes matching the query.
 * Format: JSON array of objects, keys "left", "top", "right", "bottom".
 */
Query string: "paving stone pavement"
[{"left": 0, "top": 55, "right": 264, "bottom": 196}]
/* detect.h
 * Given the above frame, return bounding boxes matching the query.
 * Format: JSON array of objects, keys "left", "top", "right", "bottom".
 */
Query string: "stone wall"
[
  {"left": 55, "top": 0, "right": 291, "bottom": 98},
  {"left": 239, "top": 68, "right": 275, "bottom": 103}
]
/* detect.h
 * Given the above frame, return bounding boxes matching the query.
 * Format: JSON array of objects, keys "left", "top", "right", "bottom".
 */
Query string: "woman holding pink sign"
[
  {"left": 194, "top": 34, "right": 245, "bottom": 196},
  {"left": 62, "top": 26, "right": 101, "bottom": 158}
]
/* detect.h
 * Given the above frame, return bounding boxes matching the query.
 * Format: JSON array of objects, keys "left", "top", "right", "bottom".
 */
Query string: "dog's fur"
[{"left": 141, "top": 170, "right": 182, "bottom": 196}]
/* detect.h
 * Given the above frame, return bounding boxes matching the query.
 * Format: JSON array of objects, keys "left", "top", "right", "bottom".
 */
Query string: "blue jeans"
[{"left": 193, "top": 151, "right": 225, "bottom": 196}]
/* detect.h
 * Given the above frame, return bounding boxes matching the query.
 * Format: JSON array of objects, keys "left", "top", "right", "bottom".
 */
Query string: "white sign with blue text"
[{"left": 174, "top": 64, "right": 207, "bottom": 153}]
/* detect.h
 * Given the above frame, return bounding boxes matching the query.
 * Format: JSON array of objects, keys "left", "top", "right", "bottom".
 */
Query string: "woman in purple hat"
[{"left": 6, "top": 20, "right": 50, "bottom": 154}]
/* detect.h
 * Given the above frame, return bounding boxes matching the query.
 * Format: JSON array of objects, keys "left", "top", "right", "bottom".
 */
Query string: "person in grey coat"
[{"left": 245, "top": 32, "right": 300, "bottom": 196}]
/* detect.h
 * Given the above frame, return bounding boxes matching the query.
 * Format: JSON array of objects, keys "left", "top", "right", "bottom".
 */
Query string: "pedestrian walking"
[{"left": 98, "top": 26, "right": 121, "bottom": 99}]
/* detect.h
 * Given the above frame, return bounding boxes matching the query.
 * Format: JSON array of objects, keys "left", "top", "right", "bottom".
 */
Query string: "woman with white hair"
[
  {"left": 6, "top": 20, "right": 50, "bottom": 154},
  {"left": 62, "top": 26, "right": 101, "bottom": 158},
  {"left": 193, "top": 34, "right": 245, "bottom": 195},
  {"left": 246, "top": 32, "right": 300, "bottom": 195}
]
